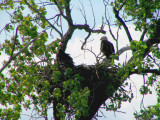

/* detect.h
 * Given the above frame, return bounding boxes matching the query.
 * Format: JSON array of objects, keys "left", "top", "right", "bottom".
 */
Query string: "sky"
[{"left": 0, "top": 0, "right": 159, "bottom": 120}]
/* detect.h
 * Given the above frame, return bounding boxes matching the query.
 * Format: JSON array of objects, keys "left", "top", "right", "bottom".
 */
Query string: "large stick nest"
[{"left": 52, "top": 49, "right": 122, "bottom": 119}]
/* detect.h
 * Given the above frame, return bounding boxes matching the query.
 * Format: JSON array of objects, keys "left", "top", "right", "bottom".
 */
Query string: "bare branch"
[
  {"left": 74, "top": 24, "right": 106, "bottom": 34},
  {"left": 78, "top": 0, "right": 87, "bottom": 24},
  {"left": 52, "top": 0, "right": 66, "bottom": 19},
  {"left": 116, "top": 46, "right": 131, "bottom": 56},
  {"left": 104, "top": 7, "right": 117, "bottom": 41},
  {"left": 89, "top": 0, "right": 96, "bottom": 28},
  {"left": 83, "top": 47, "right": 100, "bottom": 64},
  {"left": 81, "top": 32, "right": 91, "bottom": 50}
]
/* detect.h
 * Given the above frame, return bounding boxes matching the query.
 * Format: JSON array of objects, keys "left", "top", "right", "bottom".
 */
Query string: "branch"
[
  {"left": 81, "top": 32, "right": 91, "bottom": 50},
  {"left": 127, "top": 36, "right": 160, "bottom": 65},
  {"left": 117, "top": 0, "right": 128, "bottom": 12},
  {"left": 10, "top": 26, "right": 19, "bottom": 57},
  {"left": 105, "top": 12, "right": 116, "bottom": 41},
  {"left": 0, "top": 31, "right": 45, "bottom": 73},
  {"left": 113, "top": 7, "right": 132, "bottom": 42},
  {"left": 64, "top": 0, "right": 73, "bottom": 26},
  {"left": 24, "top": 0, "right": 63, "bottom": 37},
  {"left": 116, "top": 46, "right": 131, "bottom": 56},
  {"left": 58, "top": 1, "right": 106, "bottom": 51},
  {"left": 60, "top": 24, "right": 106, "bottom": 51},
  {"left": 53, "top": 0, "right": 66, "bottom": 19},
  {"left": 83, "top": 47, "right": 99, "bottom": 64},
  {"left": 126, "top": 19, "right": 160, "bottom": 65},
  {"left": 140, "top": 28, "right": 148, "bottom": 41},
  {"left": 74, "top": 24, "right": 106, "bottom": 34},
  {"left": 130, "top": 69, "right": 160, "bottom": 75},
  {"left": 78, "top": 0, "right": 87, "bottom": 24}
]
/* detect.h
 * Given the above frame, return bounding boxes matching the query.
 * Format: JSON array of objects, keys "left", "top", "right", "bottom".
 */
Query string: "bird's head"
[{"left": 100, "top": 36, "right": 108, "bottom": 41}]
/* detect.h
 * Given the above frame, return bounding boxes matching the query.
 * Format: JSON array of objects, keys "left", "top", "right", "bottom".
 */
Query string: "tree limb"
[
  {"left": 0, "top": 31, "right": 45, "bottom": 73},
  {"left": 60, "top": 24, "right": 106, "bottom": 51},
  {"left": 130, "top": 69, "right": 160, "bottom": 75},
  {"left": 74, "top": 24, "right": 106, "bottom": 34},
  {"left": 113, "top": 7, "right": 133, "bottom": 42},
  {"left": 116, "top": 46, "right": 131, "bottom": 56},
  {"left": 81, "top": 32, "right": 91, "bottom": 50},
  {"left": 10, "top": 26, "right": 19, "bottom": 58},
  {"left": 140, "top": 27, "right": 148, "bottom": 41},
  {"left": 64, "top": 0, "right": 73, "bottom": 26}
]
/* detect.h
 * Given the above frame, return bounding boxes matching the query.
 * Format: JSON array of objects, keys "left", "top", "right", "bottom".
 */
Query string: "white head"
[{"left": 100, "top": 36, "right": 108, "bottom": 41}]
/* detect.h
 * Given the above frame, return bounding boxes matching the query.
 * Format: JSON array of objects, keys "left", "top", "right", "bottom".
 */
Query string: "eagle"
[
  {"left": 56, "top": 49, "right": 74, "bottom": 69},
  {"left": 100, "top": 36, "right": 115, "bottom": 60}
]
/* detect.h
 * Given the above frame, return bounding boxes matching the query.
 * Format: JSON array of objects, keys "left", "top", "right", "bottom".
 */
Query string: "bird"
[
  {"left": 56, "top": 49, "right": 74, "bottom": 69},
  {"left": 100, "top": 36, "right": 115, "bottom": 60}
]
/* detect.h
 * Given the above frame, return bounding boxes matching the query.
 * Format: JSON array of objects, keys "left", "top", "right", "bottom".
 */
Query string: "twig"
[
  {"left": 78, "top": 0, "right": 87, "bottom": 24},
  {"left": 104, "top": 4, "right": 117, "bottom": 41},
  {"left": 89, "top": 0, "right": 96, "bottom": 29}
]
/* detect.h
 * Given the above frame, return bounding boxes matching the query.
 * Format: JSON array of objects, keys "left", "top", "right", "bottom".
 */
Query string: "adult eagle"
[{"left": 100, "top": 36, "right": 115, "bottom": 60}]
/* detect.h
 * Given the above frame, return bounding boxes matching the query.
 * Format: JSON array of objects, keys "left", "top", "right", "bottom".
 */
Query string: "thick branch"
[
  {"left": 129, "top": 69, "right": 160, "bottom": 75},
  {"left": 113, "top": 7, "right": 132, "bottom": 42},
  {"left": 140, "top": 28, "right": 148, "bottom": 41},
  {"left": 116, "top": 46, "right": 131, "bottom": 56},
  {"left": 64, "top": 0, "right": 73, "bottom": 26},
  {"left": 127, "top": 37, "right": 160, "bottom": 65},
  {"left": 60, "top": 27, "right": 75, "bottom": 51},
  {"left": 127, "top": 19, "right": 160, "bottom": 65},
  {"left": 74, "top": 24, "right": 106, "bottom": 34},
  {"left": 81, "top": 32, "right": 91, "bottom": 50},
  {"left": 60, "top": 24, "right": 106, "bottom": 51}
]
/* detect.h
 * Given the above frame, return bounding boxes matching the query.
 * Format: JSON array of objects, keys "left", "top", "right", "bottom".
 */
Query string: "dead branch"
[
  {"left": 81, "top": 32, "right": 91, "bottom": 50},
  {"left": 89, "top": 0, "right": 96, "bottom": 29},
  {"left": 78, "top": 0, "right": 87, "bottom": 24}
]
